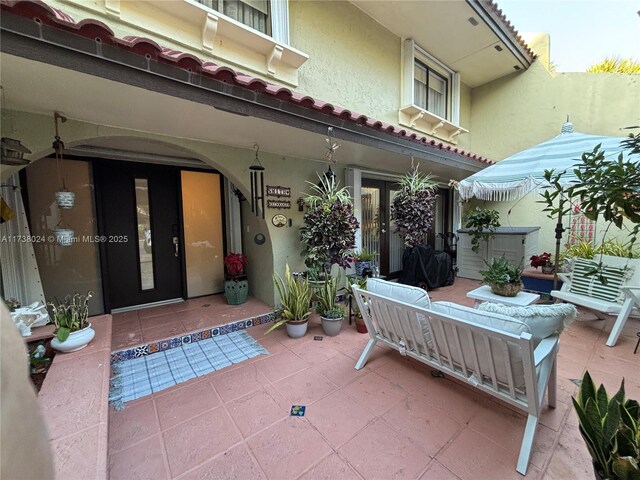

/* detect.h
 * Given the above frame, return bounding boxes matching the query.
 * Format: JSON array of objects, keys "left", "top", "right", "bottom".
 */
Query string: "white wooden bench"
[
  {"left": 551, "top": 255, "right": 640, "bottom": 347},
  {"left": 352, "top": 279, "right": 562, "bottom": 476}
]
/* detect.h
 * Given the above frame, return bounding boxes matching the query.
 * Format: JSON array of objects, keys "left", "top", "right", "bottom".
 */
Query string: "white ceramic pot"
[
  {"left": 285, "top": 320, "right": 308, "bottom": 338},
  {"left": 54, "top": 228, "right": 75, "bottom": 246},
  {"left": 51, "top": 324, "right": 95, "bottom": 353},
  {"left": 320, "top": 316, "right": 343, "bottom": 336},
  {"left": 55, "top": 190, "right": 76, "bottom": 209}
]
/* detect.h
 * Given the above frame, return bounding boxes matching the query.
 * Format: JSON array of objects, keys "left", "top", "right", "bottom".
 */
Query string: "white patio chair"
[{"left": 551, "top": 255, "right": 640, "bottom": 347}]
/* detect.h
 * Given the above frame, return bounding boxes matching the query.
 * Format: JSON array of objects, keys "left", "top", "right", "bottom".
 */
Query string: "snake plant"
[{"left": 572, "top": 371, "right": 640, "bottom": 480}]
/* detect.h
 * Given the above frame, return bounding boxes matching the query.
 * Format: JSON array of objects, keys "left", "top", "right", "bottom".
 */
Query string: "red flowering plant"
[
  {"left": 530, "top": 252, "right": 552, "bottom": 269},
  {"left": 224, "top": 253, "right": 248, "bottom": 280}
]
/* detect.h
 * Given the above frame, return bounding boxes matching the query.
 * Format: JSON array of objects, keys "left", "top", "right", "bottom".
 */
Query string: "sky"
[{"left": 497, "top": 0, "right": 640, "bottom": 72}]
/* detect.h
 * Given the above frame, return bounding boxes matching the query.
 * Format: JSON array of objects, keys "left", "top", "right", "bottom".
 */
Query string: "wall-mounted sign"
[
  {"left": 267, "top": 185, "right": 291, "bottom": 197},
  {"left": 267, "top": 199, "right": 291, "bottom": 209}
]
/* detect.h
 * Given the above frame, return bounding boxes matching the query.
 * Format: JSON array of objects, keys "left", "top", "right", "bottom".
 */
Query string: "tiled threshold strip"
[{"left": 110, "top": 311, "right": 277, "bottom": 364}]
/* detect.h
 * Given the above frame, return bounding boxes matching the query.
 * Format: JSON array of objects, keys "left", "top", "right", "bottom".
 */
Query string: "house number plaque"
[
  {"left": 267, "top": 199, "right": 291, "bottom": 209},
  {"left": 267, "top": 185, "right": 291, "bottom": 197}
]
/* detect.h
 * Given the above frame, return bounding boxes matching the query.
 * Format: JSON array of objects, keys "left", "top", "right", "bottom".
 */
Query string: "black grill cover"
[{"left": 399, "top": 244, "right": 454, "bottom": 290}]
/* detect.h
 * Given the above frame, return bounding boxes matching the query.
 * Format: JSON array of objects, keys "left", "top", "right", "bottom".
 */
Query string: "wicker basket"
[{"left": 489, "top": 282, "right": 522, "bottom": 297}]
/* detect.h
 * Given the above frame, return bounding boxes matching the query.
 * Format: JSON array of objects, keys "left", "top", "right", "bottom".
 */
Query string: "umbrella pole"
[{"left": 552, "top": 198, "right": 566, "bottom": 291}]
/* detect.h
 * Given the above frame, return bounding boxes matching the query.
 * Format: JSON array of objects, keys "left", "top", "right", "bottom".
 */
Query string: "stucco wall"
[
  {"left": 469, "top": 61, "right": 639, "bottom": 160},
  {"left": 465, "top": 63, "right": 639, "bottom": 254},
  {"left": 2, "top": 110, "right": 336, "bottom": 306}
]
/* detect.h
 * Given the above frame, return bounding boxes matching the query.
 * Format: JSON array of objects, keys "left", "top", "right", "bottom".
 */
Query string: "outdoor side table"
[{"left": 467, "top": 285, "right": 540, "bottom": 308}]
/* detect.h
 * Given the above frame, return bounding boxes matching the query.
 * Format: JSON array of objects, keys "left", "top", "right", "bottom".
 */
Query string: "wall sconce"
[{"left": 249, "top": 143, "right": 265, "bottom": 219}]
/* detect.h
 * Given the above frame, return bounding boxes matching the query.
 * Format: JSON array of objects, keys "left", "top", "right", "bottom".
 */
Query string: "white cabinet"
[{"left": 456, "top": 227, "right": 540, "bottom": 280}]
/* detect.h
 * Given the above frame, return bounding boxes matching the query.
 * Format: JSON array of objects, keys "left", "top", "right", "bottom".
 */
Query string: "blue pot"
[
  {"left": 224, "top": 279, "right": 249, "bottom": 305},
  {"left": 355, "top": 261, "right": 370, "bottom": 277}
]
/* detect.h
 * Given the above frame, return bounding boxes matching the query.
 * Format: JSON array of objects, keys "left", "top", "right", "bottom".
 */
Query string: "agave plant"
[
  {"left": 300, "top": 173, "right": 359, "bottom": 270},
  {"left": 315, "top": 276, "right": 343, "bottom": 319},
  {"left": 266, "top": 265, "right": 312, "bottom": 333},
  {"left": 390, "top": 166, "right": 438, "bottom": 248},
  {"left": 572, "top": 371, "right": 640, "bottom": 480}
]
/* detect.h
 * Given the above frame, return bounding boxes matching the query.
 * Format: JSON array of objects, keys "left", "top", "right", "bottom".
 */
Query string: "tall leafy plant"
[
  {"left": 542, "top": 133, "right": 640, "bottom": 253},
  {"left": 572, "top": 371, "right": 640, "bottom": 480},
  {"left": 300, "top": 173, "right": 359, "bottom": 270},
  {"left": 464, "top": 207, "right": 501, "bottom": 253},
  {"left": 390, "top": 166, "right": 438, "bottom": 248},
  {"left": 266, "top": 264, "right": 312, "bottom": 333}
]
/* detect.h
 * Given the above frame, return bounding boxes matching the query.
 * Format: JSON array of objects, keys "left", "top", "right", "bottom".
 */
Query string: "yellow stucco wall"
[
  {"left": 2, "top": 110, "right": 340, "bottom": 306},
  {"left": 42, "top": 0, "right": 472, "bottom": 149},
  {"left": 465, "top": 61, "right": 640, "bottom": 253}
]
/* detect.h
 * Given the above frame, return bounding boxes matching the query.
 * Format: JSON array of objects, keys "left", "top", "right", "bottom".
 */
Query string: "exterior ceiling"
[
  {"left": 351, "top": 0, "right": 532, "bottom": 88},
  {"left": 0, "top": 54, "right": 482, "bottom": 181}
]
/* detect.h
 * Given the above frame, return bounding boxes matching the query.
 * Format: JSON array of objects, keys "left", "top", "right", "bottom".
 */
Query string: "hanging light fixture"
[
  {"left": 52, "top": 112, "right": 75, "bottom": 209},
  {"left": 323, "top": 126, "right": 340, "bottom": 181},
  {"left": 249, "top": 143, "right": 265, "bottom": 219},
  {"left": 1, "top": 86, "right": 31, "bottom": 166}
]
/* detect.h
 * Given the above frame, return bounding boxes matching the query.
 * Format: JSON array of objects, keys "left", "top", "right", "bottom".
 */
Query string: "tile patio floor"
[{"left": 108, "top": 279, "right": 640, "bottom": 480}]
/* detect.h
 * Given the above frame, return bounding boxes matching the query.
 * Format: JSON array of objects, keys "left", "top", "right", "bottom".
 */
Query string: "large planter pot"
[
  {"left": 285, "top": 320, "right": 308, "bottom": 338},
  {"left": 354, "top": 261, "right": 370, "bottom": 277},
  {"left": 224, "top": 279, "right": 249, "bottom": 305},
  {"left": 354, "top": 316, "right": 368, "bottom": 334},
  {"left": 51, "top": 324, "right": 95, "bottom": 353},
  {"left": 489, "top": 282, "right": 522, "bottom": 297},
  {"left": 320, "top": 315, "right": 343, "bottom": 336}
]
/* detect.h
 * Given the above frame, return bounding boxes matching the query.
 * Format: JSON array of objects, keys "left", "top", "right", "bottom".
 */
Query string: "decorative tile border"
[{"left": 110, "top": 311, "right": 276, "bottom": 364}]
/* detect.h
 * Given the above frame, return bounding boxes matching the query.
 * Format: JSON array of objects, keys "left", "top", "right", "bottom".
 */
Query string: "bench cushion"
[
  {"left": 366, "top": 278, "right": 431, "bottom": 308},
  {"left": 569, "top": 258, "right": 628, "bottom": 303},
  {"left": 477, "top": 303, "right": 577, "bottom": 342},
  {"left": 430, "top": 302, "right": 529, "bottom": 389}
]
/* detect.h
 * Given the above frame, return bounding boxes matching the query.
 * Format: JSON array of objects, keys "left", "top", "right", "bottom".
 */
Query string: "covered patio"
[{"left": 101, "top": 278, "right": 640, "bottom": 480}]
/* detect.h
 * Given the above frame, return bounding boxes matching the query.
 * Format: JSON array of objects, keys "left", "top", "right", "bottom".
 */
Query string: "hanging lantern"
[
  {"left": 52, "top": 112, "right": 76, "bottom": 209},
  {"left": 1, "top": 87, "right": 31, "bottom": 165},
  {"left": 249, "top": 143, "right": 265, "bottom": 219},
  {"left": 1, "top": 138, "right": 31, "bottom": 166}
]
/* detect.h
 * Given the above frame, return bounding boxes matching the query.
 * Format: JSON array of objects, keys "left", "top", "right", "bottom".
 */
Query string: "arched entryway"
[{"left": 21, "top": 135, "right": 252, "bottom": 314}]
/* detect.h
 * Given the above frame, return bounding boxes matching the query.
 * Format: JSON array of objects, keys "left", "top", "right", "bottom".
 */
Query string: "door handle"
[
  {"left": 381, "top": 229, "right": 386, "bottom": 234},
  {"left": 173, "top": 236, "right": 179, "bottom": 257}
]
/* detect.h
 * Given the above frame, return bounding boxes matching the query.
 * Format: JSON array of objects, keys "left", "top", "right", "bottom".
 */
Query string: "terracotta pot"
[{"left": 354, "top": 316, "right": 368, "bottom": 334}]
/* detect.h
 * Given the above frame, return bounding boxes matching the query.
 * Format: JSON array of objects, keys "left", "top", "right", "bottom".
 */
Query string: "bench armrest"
[{"left": 533, "top": 336, "right": 559, "bottom": 367}]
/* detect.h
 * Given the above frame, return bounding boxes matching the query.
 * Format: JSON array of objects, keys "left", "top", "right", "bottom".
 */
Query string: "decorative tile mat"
[
  {"left": 110, "top": 311, "right": 276, "bottom": 364},
  {"left": 109, "top": 330, "right": 269, "bottom": 410}
]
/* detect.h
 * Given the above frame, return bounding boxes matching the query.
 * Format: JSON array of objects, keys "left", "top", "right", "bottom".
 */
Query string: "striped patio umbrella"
[
  {"left": 458, "top": 121, "right": 638, "bottom": 288},
  {"left": 458, "top": 122, "right": 635, "bottom": 201}
]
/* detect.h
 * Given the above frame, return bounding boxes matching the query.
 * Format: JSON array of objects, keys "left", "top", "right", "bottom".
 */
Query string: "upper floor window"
[
  {"left": 400, "top": 38, "right": 466, "bottom": 143},
  {"left": 197, "top": 0, "right": 270, "bottom": 35},
  {"left": 414, "top": 60, "right": 448, "bottom": 119}
]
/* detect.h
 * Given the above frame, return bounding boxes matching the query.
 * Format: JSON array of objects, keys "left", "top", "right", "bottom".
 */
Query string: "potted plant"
[
  {"left": 266, "top": 264, "right": 312, "bottom": 338},
  {"left": 479, "top": 256, "right": 523, "bottom": 297},
  {"left": 390, "top": 165, "right": 438, "bottom": 248},
  {"left": 530, "top": 252, "right": 555, "bottom": 274},
  {"left": 572, "top": 371, "right": 639, "bottom": 480},
  {"left": 223, "top": 252, "right": 248, "bottom": 305},
  {"left": 464, "top": 207, "right": 501, "bottom": 253},
  {"left": 300, "top": 174, "right": 359, "bottom": 276},
  {"left": 315, "top": 276, "right": 345, "bottom": 336},
  {"left": 48, "top": 292, "right": 95, "bottom": 353},
  {"left": 346, "top": 276, "right": 368, "bottom": 333},
  {"left": 352, "top": 250, "right": 376, "bottom": 277}
]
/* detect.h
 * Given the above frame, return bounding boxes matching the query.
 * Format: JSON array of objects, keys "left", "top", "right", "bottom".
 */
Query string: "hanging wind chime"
[
  {"left": 249, "top": 143, "right": 265, "bottom": 219},
  {"left": 52, "top": 112, "right": 75, "bottom": 246}
]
